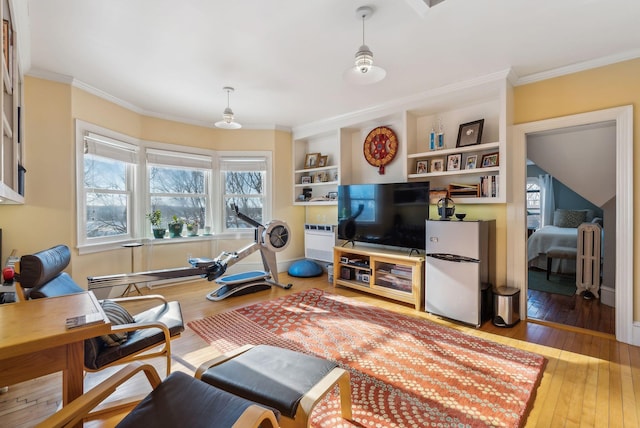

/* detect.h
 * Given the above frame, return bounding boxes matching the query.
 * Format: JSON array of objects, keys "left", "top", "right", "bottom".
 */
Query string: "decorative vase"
[
  {"left": 152, "top": 228, "right": 166, "bottom": 239},
  {"left": 187, "top": 225, "right": 199, "bottom": 236},
  {"left": 168, "top": 223, "right": 183, "bottom": 238}
]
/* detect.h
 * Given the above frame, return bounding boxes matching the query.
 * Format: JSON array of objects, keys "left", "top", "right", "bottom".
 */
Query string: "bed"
[
  {"left": 528, "top": 225, "right": 579, "bottom": 274},
  {"left": 527, "top": 209, "right": 603, "bottom": 274}
]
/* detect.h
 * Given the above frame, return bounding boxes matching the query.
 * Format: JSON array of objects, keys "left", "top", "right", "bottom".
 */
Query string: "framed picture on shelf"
[
  {"left": 446, "top": 154, "right": 462, "bottom": 171},
  {"left": 465, "top": 154, "right": 477, "bottom": 169},
  {"left": 332, "top": 170, "right": 339, "bottom": 181},
  {"left": 304, "top": 153, "right": 320, "bottom": 169},
  {"left": 416, "top": 160, "right": 429, "bottom": 174},
  {"left": 327, "top": 191, "right": 338, "bottom": 200},
  {"left": 456, "top": 119, "right": 484, "bottom": 148},
  {"left": 301, "top": 175, "right": 312, "bottom": 184},
  {"left": 317, "top": 155, "right": 328, "bottom": 167},
  {"left": 430, "top": 158, "right": 444, "bottom": 173},
  {"left": 314, "top": 172, "right": 326, "bottom": 183},
  {"left": 481, "top": 152, "right": 499, "bottom": 167}
]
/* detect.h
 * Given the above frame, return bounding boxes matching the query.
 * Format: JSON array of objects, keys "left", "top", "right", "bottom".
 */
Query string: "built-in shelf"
[
  {"left": 292, "top": 72, "right": 512, "bottom": 207},
  {"left": 0, "top": 0, "right": 24, "bottom": 204}
]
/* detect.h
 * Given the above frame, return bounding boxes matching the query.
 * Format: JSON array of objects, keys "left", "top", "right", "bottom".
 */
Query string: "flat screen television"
[{"left": 337, "top": 181, "right": 430, "bottom": 250}]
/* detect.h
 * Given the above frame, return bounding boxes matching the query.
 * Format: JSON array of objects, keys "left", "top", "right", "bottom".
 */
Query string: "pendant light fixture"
[
  {"left": 343, "top": 6, "right": 386, "bottom": 85},
  {"left": 215, "top": 86, "right": 242, "bottom": 129}
]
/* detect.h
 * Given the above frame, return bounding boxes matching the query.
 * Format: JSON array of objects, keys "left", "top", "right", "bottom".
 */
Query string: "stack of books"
[{"left": 480, "top": 176, "right": 498, "bottom": 197}]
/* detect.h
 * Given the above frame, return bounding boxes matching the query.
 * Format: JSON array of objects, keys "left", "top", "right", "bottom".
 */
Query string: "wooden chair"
[
  {"left": 16, "top": 245, "right": 184, "bottom": 375},
  {"left": 196, "top": 344, "right": 352, "bottom": 428},
  {"left": 35, "top": 362, "right": 280, "bottom": 428}
]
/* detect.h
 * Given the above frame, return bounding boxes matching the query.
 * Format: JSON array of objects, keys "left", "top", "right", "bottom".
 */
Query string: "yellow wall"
[
  {"left": 513, "top": 58, "right": 640, "bottom": 319},
  {"left": 4, "top": 59, "right": 637, "bottom": 314},
  {"left": 0, "top": 76, "right": 304, "bottom": 288}
]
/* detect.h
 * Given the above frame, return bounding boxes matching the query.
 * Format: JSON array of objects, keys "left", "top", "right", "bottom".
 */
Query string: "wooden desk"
[{"left": 0, "top": 291, "right": 110, "bottom": 406}]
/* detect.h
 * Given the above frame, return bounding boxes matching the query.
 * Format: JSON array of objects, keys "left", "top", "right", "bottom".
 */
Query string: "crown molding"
[
  {"left": 25, "top": 69, "right": 289, "bottom": 132},
  {"left": 515, "top": 49, "right": 640, "bottom": 86}
]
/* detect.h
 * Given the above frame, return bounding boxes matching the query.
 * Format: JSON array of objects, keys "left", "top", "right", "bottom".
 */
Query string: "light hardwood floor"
[{"left": 1, "top": 274, "right": 639, "bottom": 427}]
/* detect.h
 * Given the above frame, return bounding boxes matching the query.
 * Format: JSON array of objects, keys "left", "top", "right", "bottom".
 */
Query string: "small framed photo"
[
  {"left": 456, "top": 119, "right": 485, "bottom": 148},
  {"left": 465, "top": 155, "right": 478, "bottom": 170},
  {"left": 317, "top": 155, "right": 328, "bottom": 167},
  {"left": 327, "top": 191, "right": 338, "bottom": 200},
  {"left": 446, "top": 154, "right": 462, "bottom": 171},
  {"left": 301, "top": 176, "right": 312, "bottom": 184},
  {"left": 481, "top": 152, "right": 499, "bottom": 168},
  {"left": 304, "top": 152, "right": 320, "bottom": 169},
  {"left": 314, "top": 172, "right": 327, "bottom": 183},
  {"left": 430, "top": 158, "right": 444, "bottom": 173},
  {"left": 416, "top": 160, "right": 429, "bottom": 174}
]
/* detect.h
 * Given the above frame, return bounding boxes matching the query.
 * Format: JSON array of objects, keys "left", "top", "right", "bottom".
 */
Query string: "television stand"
[
  {"left": 333, "top": 246, "right": 424, "bottom": 310},
  {"left": 341, "top": 240, "right": 355, "bottom": 248}
]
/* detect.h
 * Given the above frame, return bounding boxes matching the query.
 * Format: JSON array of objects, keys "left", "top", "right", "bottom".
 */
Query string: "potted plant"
[
  {"left": 146, "top": 210, "right": 166, "bottom": 239},
  {"left": 186, "top": 218, "right": 199, "bottom": 236},
  {"left": 168, "top": 215, "right": 185, "bottom": 238}
]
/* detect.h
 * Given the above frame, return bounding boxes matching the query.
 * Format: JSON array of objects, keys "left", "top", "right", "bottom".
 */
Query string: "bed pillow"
[{"left": 553, "top": 209, "right": 587, "bottom": 228}]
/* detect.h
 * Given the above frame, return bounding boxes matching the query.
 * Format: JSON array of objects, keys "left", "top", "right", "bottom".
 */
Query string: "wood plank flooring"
[
  {"left": 527, "top": 270, "right": 615, "bottom": 335},
  {"left": 1, "top": 274, "right": 637, "bottom": 427}
]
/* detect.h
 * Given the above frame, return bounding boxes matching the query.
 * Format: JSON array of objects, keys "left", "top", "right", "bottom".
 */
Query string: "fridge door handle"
[{"left": 426, "top": 253, "right": 480, "bottom": 263}]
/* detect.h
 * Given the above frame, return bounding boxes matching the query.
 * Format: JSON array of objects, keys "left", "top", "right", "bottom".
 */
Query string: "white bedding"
[{"left": 527, "top": 225, "right": 578, "bottom": 273}]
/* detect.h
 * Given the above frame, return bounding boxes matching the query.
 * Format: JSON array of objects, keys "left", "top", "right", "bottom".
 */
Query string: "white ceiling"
[{"left": 21, "top": 0, "right": 640, "bottom": 130}]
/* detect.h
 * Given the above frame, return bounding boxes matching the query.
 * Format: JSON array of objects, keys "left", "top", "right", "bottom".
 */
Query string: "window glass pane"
[
  {"left": 150, "top": 196, "right": 207, "bottom": 227},
  {"left": 149, "top": 166, "right": 205, "bottom": 194},
  {"left": 224, "top": 197, "right": 263, "bottom": 228},
  {"left": 224, "top": 171, "right": 263, "bottom": 195},
  {"left": 84, "top": 155, "right": 126, "bottom": 190},
  {"left": 86, "top": 192, "right": 128, "bottom": 237},
  {"left": 223, "top": 170, "right": 265, "bottom": 229}
]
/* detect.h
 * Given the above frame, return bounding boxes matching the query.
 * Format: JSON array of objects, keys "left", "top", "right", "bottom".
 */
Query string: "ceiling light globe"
[
  {"left": 355, "top": 45, "right": 374, "bottom": 74},
  {"left": 222, "top": 107, "right": 235, "bottom": 123}
]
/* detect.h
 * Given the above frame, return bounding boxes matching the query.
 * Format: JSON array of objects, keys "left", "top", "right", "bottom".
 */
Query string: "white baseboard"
[{"left": 600, "top": 285, "right": 615, "bottom": 307}]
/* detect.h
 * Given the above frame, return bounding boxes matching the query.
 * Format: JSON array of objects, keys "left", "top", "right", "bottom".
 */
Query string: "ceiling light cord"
[{"left": 356, "top": 13, "right": 373, "bottom": 74}]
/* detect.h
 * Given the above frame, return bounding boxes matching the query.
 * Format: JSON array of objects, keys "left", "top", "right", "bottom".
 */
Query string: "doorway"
[
  {"left": 508, "top": 106, "right": 633, "bottom": 344},
  {"left": 524, "top": 122, "right": 615, "bottom": 334}
]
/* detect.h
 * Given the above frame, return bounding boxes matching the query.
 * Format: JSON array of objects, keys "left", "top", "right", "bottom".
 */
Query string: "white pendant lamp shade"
[
  {"left": 215, "top": 86, "right": 242, "bottom": 129},
  {"left": 344, "top": 6, "right": 386, "bottom": 85}
]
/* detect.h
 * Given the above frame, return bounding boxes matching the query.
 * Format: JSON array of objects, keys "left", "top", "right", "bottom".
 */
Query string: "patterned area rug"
[{"left": 188, "top": 289, "right": 546, "bottom": 427}]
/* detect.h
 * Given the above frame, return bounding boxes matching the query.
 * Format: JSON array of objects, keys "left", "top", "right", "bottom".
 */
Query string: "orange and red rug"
[{"left": 188, "top": 288, "right": 546, "bottom": 427}]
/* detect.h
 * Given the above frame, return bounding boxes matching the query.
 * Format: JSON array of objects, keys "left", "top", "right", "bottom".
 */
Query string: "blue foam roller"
[{"left": 288, "top": 259, "right": 323, "bottom": 278}]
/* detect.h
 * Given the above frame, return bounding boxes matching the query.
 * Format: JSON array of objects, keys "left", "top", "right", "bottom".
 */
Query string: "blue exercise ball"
[{"left": 288, "top": 259, "right": 323, "bottom": 278}]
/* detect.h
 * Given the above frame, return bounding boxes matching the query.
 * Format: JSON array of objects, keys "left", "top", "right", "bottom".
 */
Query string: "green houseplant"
[
  {"left": 168, "top": 215, "right": 185, "bottom": 238},
  {"left": 146, "top": 210, "right": 166, "bottom": 239},
  {"left": 186, "top": 218, "right": 199, "bottom": 236}
]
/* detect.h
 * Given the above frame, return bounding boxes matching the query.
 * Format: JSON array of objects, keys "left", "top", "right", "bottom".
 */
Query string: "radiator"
[
  {"left": 576, "top": 223, "right": 602, "bottom": 297},
  {"left": 304, "top": 224, "right": 336, "bottom": 263}
]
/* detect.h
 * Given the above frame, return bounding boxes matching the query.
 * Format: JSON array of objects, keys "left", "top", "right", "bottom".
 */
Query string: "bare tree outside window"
[
  {"left": 149, "top": 165, "right": 208, "bottom": 231},
  {"left": 224, "top": 171, "right": 264, "bottom": 228},
  {"left": 84, "top": 155, "right": 129, "bottom": 237}
]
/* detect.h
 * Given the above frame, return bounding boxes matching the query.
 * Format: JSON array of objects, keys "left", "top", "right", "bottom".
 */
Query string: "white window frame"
[
  {"left": 76, "top": 121, "right": 140, "bottom": 251},
  {"left": 146, "top": 146, "right": 213, "bottom": 236},
  {"left": 76, "top": 122, "right": 274, "bottom": 253},
  {"left": 217, "top": 152, "right": 272, "bottom": 234}
]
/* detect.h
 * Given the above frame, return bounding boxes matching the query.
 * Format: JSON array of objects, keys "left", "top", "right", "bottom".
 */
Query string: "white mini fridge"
[{"left": 425, "top": 219, "right": 493, "bottom": 327}]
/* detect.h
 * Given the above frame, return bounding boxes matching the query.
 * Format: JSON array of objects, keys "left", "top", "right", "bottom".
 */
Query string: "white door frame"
[{"left": 507, "top": 105, "right": 634, "bottom": 345}]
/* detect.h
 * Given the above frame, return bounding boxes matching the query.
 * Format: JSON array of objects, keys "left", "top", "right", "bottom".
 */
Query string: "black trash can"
[{"left": 492, "top": 286, "right": 520, "bottom": 327}]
